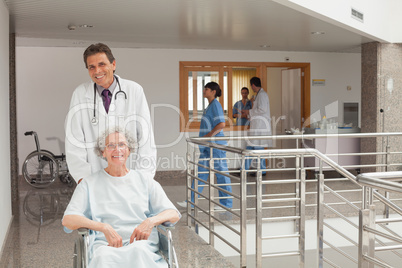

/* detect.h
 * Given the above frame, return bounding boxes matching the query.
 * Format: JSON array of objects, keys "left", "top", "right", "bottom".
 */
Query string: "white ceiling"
[{"left": 5, "top": 0, "right": 378, "bottom": 52}]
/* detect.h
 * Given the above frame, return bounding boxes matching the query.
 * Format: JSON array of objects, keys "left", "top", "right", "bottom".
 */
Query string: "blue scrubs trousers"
[
  {"left": 244, "top": 146, "right": 266, "bottom": 175},
  {"left": 191, "top": 147, "right": 233, "bottom": 208}
]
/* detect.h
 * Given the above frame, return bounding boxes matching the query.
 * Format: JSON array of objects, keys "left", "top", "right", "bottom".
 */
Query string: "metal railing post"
[
  {"left": 295, "top": 155, "right": 300, "bottom": 233},
  {"left": 186, "top": 142, "right": 192, "bottom": 227},
  {"left": 256, "top": 156, "right": 262, "bottom": 268},
  {"left": 358, "top": 207, "right": 369, "bottom": 268},
  {"left": 240, "top": 154, "right": 247, "bottom": 268},
  {"left": 317, "top": 159, "right": 324, "bottom": 268},
  {"left": 193, "top": 147, "right": 199, "bottom": 232},
  {"left": 299, "top": 156, "right": 306, "bottom": 268},
  {"left": 358, "top": 202, "right": 375, "bottom": 268},
  {"left": 384, "top": 136, "right": 391, "bottom": 219},
  {"left": 209, "top": 147, "right": 215, "bottom": 246},
  {"left": 386, "top": 136, "right": 390, "bottom": 172},
  {"left": 368, "top": 204, "right": 375, "bottom": 268}
]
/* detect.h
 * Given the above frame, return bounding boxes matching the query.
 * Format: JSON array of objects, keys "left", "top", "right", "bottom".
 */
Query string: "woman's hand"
[
  {"left": 102, "top": 223, "right": 123, "bottom": 248},
  {"left": 204, "top": 122, "right": 225, "bottom": 137},
  {"left": 130, "top": 218, "right": 155, "bottom": 243}
]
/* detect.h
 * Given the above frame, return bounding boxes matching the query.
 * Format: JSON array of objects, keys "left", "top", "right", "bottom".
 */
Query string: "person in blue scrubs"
[
  {"left": 180, "top": 82, "right": 233, "bottom": 209},
  {"left": 232, "top": 87, "right": 252, "bottom": 126}
]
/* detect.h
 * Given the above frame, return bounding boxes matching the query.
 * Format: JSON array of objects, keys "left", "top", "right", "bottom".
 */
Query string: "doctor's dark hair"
[
  {"left": 204, "top": 82, "right": 222, "bottom": 98},
  {"left": 94, "top": 127, "right": 136, "bottom": 158},
  {"left": 250, "top": 77, "right": 261, "bottom": 87},
  {"left": 83, "top": 43, "right": 116, "bottom": 69}
]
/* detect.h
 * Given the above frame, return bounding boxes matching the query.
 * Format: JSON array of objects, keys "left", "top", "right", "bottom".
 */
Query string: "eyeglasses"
[{"left": 105, "top": 142, "right": 128, "bottom": 150}]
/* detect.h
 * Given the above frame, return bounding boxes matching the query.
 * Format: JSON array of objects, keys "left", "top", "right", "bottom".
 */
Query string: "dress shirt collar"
[{"left": 96, "top": 77, "right": 117, "bottom": 96}]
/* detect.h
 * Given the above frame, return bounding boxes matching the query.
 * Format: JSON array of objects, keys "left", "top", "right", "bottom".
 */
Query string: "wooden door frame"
[
  {"left": 260, "top": 63, "right": 310, "bottom": 128},
  {"left": 179, "top": 61, "right": 310, "bottom": 131}
]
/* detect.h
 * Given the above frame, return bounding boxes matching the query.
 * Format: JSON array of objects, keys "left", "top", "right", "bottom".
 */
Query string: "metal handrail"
[
  {"left": 357, "top": 172, "right": 402, "bottom": 267},
  {"left": 186, "top": 132, "right": 402, "bottom": 268},
  {"left": 189, "top": 139, "right": 359, "bottom": 185},
  {"left": 357, "top": 172, "right": 402, "bottom": 193},
  {"left": 188, "top": 132, "right": 402, "bottom": 142}
]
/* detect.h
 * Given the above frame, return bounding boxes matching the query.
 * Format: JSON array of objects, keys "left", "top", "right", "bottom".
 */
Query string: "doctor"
[
  {"left": 65, "top": 43, "right": 156, "bottom": 184},
  {"left": 241, "top": 77, "right": 272, "bottom": 175}
]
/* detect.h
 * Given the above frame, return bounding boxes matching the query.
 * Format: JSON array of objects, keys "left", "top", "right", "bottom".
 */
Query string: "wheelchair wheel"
[
  {"left": 60, "top": 173, "right": 75, "bottom": 187},
  {"left": 22, "top": 151, "right": 59, "bottom": 188},
  {"left": 73, "top": 235, "right": 85, "bottom": 268},
  {"left": 27, "top": 149, "right": 56, "bottom": 158},
  {"left": 23, "top": 189, "right": 60, "bottom": 227}
]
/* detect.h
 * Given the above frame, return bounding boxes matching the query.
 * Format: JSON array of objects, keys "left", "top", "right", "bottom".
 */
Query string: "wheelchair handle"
[{"left": 24, "top": 131, "right": 35, "bottom": 136}]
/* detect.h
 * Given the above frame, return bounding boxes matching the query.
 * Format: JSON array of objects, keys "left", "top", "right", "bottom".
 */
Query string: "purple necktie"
[{"left": 102, "top": 89, "right": 111, "bottom": 113}]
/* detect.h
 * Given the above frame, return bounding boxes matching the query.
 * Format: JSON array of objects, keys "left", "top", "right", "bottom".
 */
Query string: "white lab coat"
[
  {"left": 65, "top": 75, "right": 156, "bottom": 182},
  {"left": 248, "top": 88, "right": 272, "bottom": 147}
]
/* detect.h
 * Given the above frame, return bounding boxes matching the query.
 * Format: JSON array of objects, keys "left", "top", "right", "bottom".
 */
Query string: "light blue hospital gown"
[{"left": 63, "top": 169, "right": 180, "bottom": 268}]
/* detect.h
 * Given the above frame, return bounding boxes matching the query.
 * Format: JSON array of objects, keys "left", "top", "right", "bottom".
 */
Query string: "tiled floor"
[{"left": 0, "top": 172, "right": 236, "bottom": 268}]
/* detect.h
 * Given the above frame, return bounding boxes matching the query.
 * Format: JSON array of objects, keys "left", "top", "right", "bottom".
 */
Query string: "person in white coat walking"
[
  {"left": 65, "top": 43, "right": 156, "bottom": 184},
  {"left": 241, "top": 77, "right": 272, "bottom": 175}
]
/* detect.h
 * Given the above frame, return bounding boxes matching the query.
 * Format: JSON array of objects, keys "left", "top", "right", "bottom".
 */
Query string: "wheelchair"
[
  {"left": 73, "top": 222, "right": 179, "bottom": 268},
  {"left": 22, "top": 131, "right": 74, "bottom": 188}
]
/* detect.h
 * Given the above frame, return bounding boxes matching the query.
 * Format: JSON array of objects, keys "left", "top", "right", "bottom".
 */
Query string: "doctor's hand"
[
  {"left": 130, "top": 218, "right": 155, "bottom": 243},
  {"left": 102, "top": 223, "right": 123, "bottom": 248}
]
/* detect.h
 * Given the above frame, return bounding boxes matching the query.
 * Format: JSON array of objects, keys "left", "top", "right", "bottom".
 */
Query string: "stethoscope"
[{"left": 91, "top": 75, "right": 127, "bottom": 125}]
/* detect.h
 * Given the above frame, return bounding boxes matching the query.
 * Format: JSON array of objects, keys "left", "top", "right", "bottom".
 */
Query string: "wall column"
[
  {"left": 361, "top": 42, "right": 402, "bottom": 172},
  {"left": 9, "top": 33, "right": 18, "bottom": 213}
]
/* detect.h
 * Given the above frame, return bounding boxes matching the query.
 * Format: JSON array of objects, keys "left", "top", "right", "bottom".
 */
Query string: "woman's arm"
[
  {"left": 233, "top": 103, "right": 240, "bottom": 118},
  {"left": 130, "top": 209, "right": 180, "bottom": 242},
  {"left": 63, "top": 215, "right": 123, "bottom": 248},
  {"left": 204, "top": 122, "right": 225, "bottom": 137}
]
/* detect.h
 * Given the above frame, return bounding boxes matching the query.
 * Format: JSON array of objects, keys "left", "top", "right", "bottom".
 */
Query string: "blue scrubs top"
[
  {"left": 199, "top": 99, "right": 226, "bottom": 146},
  {"left": 233, "top": 99, "right": 252, "bottom": 126}
]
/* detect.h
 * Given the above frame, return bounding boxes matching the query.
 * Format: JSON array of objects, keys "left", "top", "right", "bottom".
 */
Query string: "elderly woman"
[{"left": 62, "top": 129, "right": 180, "bottom": 268}]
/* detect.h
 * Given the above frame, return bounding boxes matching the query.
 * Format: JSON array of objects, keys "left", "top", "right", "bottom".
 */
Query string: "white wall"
[
  {"left": 16, "top": 46, "right": 361, "bottom": 172},
  {"left": 279, "top": 0, "right": 394, "bottom": 42},
  {"left": 0, "top": 0, "right": 11, "bottom": 255}
]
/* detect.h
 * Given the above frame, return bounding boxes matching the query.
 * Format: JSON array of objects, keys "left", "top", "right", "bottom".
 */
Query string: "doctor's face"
[
  {"left": 250, "top": 84, "right": 258, "bottom": 93},
  {"left": 86, "top": 52, "right": 116, "bottom": 89}
]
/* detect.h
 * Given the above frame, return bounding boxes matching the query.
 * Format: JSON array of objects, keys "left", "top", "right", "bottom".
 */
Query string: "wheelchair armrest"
[
  {"left": 78, "top": 228, "right": 89, "bottom": 236},
  {"left": 157, "top": 222, "right": 175, "bottom": 238},
  {"left": 161, "top": 221, "right": 175, "bottom": 229},
  {"left": 75, "top": 228, "right": 90, "bottom": 268},
  {"left": 157, "top": 222, "right": 178, "bottom": 267}
]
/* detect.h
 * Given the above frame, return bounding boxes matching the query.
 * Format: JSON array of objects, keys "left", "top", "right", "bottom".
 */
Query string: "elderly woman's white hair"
[{"left": 94, "top": 127, "right": 136, "bottom": 158}]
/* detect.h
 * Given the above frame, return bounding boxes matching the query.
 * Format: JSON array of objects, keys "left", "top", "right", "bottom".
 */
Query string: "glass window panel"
[
  {"left": 223, "top": 72, "right": 228, "bottom": 117},
  {"left": 188, "top": 71, "right": 219, "bottom": 122},
  {"left": 343, "top": 102, "right": 359, "bottom": 127},
  {"left": 231, "top": 67, "right": 256, "bottom": 106}
]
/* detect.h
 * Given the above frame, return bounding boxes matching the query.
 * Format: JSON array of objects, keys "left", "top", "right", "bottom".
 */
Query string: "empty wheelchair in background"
[
  {"left": 22, "top": 131, "right": 74, "bottom": 188},
  {"left": 73, "top": 223, "right": 179, "bottom": 268}
]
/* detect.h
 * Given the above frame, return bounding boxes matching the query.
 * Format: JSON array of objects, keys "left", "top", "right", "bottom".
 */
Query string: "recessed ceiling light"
[
  {"left": 311, "top": 31, "right": 325, "bottom": 35},
  {"left": 259, "top": 44, "right": 270, "bottom": 48}
]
